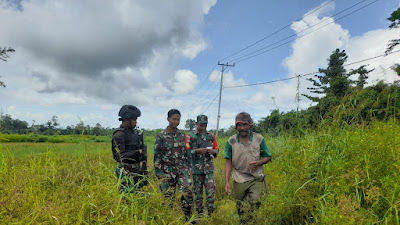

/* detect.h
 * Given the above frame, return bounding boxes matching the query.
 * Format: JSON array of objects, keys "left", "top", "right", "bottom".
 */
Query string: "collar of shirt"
[{"left": 236, "top": 131, "right": 253, "bottom": 144}]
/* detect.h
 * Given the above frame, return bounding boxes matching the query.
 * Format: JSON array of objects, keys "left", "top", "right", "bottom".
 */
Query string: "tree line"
[
  {"left": 253, "top": 49, "right": 400, "bottom": 136},
  {"left": 0, "top": 114, "right": 113, "bottom": 136}
]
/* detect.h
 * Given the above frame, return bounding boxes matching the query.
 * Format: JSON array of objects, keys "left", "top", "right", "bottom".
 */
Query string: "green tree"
[
  {"left": 385, "top": 7, "right": 400, "bottom": 54},
  {"left": 91, "top": 123, "right": 104, "bottom": 136},
  {"left": 0, "top": 114, "right": 29, "bottom": 133},
  {"left": 0, "top": 47, "right": 15, "bottom": 88},
  {"left": 349, "top": 65, "right": 374, "bottom": 89},
  {"left": 184, "top": 118, "right": 196, "bottom": 131},
  {"left": 303, "top": 49, "right": 353, "bottom": 119},
  {"left": 74, "top": 121, "right": 86, "bottom": 135},
  {"left": 391, "top": 64, "right": 400, "bottom": 76},
  {"left": 303, "top": 49, "right": 350, "bottom": 102}
]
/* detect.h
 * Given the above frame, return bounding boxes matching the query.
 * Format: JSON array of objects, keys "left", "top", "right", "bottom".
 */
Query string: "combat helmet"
[{"left": 118, "top": 105, "right": 141, "bottom": 121}]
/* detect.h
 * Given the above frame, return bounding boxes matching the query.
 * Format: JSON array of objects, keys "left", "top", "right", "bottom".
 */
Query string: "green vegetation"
[
  {"left": 255, "top": 48, "right": 400, "bottom": 136},
  {"left": 1, "top": 120, "right": 399, "bottom": 224}
]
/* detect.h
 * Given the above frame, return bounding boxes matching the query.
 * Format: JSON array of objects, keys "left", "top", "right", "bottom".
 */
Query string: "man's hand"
[
  {"left": 249, "top": 161, "right": 261, "bottom": 169},
  {"left": 225, "top": 182, "right": 231, "bottom": 195},
  {"left": 195, "top": 148, "right": 208, "bottom": 155},
  {"left": 207, "top": 148, "right": 217, "bottom": 155}
]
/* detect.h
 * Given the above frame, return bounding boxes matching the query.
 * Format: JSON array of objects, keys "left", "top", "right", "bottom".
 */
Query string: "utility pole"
[
  {"left": 295, "top": 74, "right": 301, "bottom": 118},
  {"left": 216, "top": 61, "right": 235, "bottom": 137}
]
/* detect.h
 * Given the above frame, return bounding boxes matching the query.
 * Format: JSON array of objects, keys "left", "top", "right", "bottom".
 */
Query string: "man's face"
[
  {"left": 197, "top": 123, "right": 207, "bottom": 133},
  {"left": 236, "top": 123, "right": 250, "bottom": 137},
  {"left": 167, "top": 114, "right": 181, "bottom": 129},
  {"left": 128, "top": 119, "right": 137, "bottom": 129}
]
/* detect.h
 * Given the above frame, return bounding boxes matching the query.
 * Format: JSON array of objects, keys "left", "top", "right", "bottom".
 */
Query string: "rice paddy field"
[{"left": 1, "top": 120, "right": 399, "bottom": 224}]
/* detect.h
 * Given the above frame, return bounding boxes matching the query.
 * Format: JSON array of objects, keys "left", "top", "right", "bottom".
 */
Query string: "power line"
[
  {"left": 181, "top": 79, "right": 220, "bottom": 112},
  {"left": 183, "top": 64, "right": 236, "bottom": 113},
  {"left": 218, "top": 0, "right": 335, "bottom": 62},
  {"left": 179, "top": 64, "right": 220, "bottom": 113},
  {"left": 189, "top": 64, "right": 218, "bottom": 99},
  {"left": 201, "top": 92, "right": 220, "bottom": 115},
  {"left": 229, "top": 0, "right": 376, "bottom": 64},
  {"left": 192, "top": 68, "right": 221, "bottom": 100},
  {"left": 193, "top": 66, "right": 234, "bottom": 116},
  {"left": 224, "top": 49, "right": 400, "bottom": 89}
]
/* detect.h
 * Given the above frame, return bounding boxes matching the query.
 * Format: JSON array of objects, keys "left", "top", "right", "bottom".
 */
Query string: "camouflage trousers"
[
  {"left": 192, "top": 173, "right": 216, "bottom": 214},
  {"left": 158, "top": 170, "right": 193, "bottom": 217},
  {"left": 115, "top": 163, "right": 147, "bottom": 193}
]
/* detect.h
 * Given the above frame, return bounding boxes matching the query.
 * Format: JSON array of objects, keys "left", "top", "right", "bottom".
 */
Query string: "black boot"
[{"left": 183, "top": 208, "right": 196, "bottom": 224}]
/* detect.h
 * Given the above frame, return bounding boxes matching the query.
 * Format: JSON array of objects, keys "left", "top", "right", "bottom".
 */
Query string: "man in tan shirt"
[{"left": 224, "top": 112, "right": 272, "bottom": 223}]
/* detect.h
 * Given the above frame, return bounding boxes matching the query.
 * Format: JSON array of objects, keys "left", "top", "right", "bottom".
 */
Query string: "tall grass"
[{"left": 0, "top": 120, "right": 399, "bottom": 224}]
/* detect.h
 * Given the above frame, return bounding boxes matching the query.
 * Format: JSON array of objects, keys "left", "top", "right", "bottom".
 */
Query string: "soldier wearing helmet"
[{"left": 112, "top": 105, "right": 147, "bottom": 193}]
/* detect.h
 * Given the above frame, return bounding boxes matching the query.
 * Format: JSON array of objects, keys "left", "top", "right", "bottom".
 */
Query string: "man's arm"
[
  {"left": 249, "top": 157, "right": 272, "bottom": 169},
  {"left": 112, "top": 132, "right": 126, "bottom": 162},
  {"left": 153, "top": 135, "right": 164, "bottom": 178},
  {"left": 249, "top": 137, "right": 272, "bottom": 169},
  {"left": 225, "top": 159, "right": 232, "bottom": 195},
  {"left": 195, "top": 148, "right": 208, "bottom": 155},
  {"left": 224, "top": 139, "right": 233, "bottom": 195}
]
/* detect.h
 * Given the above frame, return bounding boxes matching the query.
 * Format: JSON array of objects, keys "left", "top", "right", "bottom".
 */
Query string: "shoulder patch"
[{"left": 229, "top": 138, "right": 237, "bottom": 145}]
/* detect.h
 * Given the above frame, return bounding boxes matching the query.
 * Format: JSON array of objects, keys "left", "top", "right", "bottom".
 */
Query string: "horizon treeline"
[{"left": 1, "top": 49, "right": 400, "bottom": 137}]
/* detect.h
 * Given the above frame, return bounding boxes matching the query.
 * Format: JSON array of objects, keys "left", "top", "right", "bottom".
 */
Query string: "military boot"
[{"left": 183, "top": 207, "right": 196, "bottom": 224}]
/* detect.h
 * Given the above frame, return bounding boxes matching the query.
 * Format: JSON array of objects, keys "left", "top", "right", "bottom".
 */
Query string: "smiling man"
[{"left": 224, "top": 112, "right": 272, "bottom": 224}]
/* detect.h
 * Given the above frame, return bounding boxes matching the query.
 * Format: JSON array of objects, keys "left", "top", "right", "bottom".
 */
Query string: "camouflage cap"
[
  {"left": 197, "top": 115, "right": 208, "bottom": 124},
  {"left": 235, "top": 112, "right": 253, "bottom": 126}
]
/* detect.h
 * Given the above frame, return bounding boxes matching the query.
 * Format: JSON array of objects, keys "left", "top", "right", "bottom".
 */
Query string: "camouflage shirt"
[
  {"left": 154, "top": 128, "right": 191, "bottom": 178},
  {"left": 189, "top": 131, "right": 219, "bottom": 174}
]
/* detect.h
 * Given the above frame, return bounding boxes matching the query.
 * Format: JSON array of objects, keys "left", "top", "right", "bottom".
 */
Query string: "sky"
[{"left": 1, "top": 0, "right": 399, "bottom": 130}]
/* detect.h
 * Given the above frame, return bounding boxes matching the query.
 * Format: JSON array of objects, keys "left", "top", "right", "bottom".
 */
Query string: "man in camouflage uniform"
[
  {"left": 112, "top": 105, "right": 147, "bottom": 193},
  {"left": 188, "top": 115, "right": 219, "bottom": 216},
  {"left": 154, "top": 109, "right": 194, "bottom": 221},
  {"left": 224, "top": 112, "right": 272, "bottom": 224}
]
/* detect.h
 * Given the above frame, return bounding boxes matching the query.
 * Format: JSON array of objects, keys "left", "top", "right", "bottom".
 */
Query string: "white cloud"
[
  {"left": 171, "top": 69, "right": 199, "bottom": 95},
  {"left": 209, "top": 70, "right": 247, "bottom": 87},
  {"left": 0, "top": 0, "right": 216, "bottom": 105},
  {"left": 346, "top": 28, "right": 400, "bottom": 84},
  {"left": 284, "top": 17, "right": 350, "bottom": 76},
  {"left": 0, "top": 0, "right": 218, "bottom": 128}
]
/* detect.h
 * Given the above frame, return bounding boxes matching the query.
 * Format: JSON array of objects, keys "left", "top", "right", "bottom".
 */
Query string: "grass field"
[{"left": 1, "top": 120, "right": 399, "bottom": 224}]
